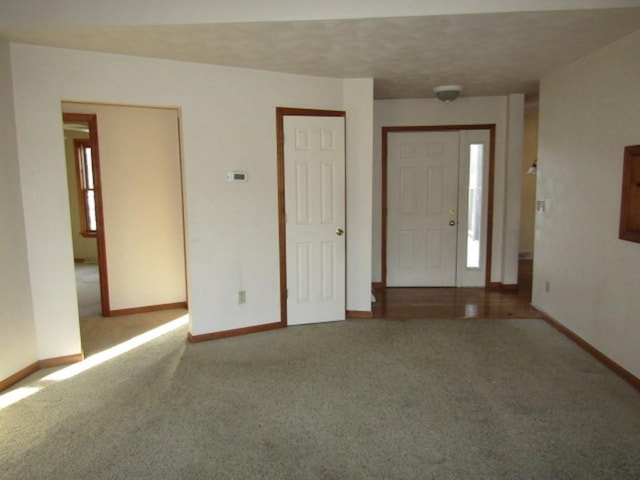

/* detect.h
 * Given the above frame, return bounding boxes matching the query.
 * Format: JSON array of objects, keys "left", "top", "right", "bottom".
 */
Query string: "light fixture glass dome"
[{"left": 433, "top": 85, "right": 463, "bottom": 103}]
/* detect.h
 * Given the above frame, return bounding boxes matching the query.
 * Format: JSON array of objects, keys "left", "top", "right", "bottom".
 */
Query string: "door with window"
[{"left": 386, "top": 129, "right": 490, "bottom": 287}]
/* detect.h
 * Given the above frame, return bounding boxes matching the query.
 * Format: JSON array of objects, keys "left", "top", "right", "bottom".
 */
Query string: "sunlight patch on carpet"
[
  {"left": 0, "top": 387, "right": 41, "bottom": 410},
  {"left": 0, "top": 314, "right": 188, "bottom": 410},
  {"left": 44, "top": 314, "right": 189, "bottom": 382}
]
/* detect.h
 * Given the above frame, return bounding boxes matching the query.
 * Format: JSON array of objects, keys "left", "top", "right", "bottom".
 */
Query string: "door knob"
[
  {"left": 449, "top": 221, "right": 456, "bottom": 226},
  {"left": 336, "top": 228, "right": 345, "bottom": 236}
]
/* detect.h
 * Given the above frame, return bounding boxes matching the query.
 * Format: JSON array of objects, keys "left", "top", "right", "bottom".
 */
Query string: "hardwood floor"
[{"left": 372, "top": 259, "right": 544, "bottom": 319}]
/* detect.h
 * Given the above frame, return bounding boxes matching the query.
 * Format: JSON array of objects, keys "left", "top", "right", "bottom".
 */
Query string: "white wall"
[
  {"left": 344, "top": 79, "right": 374, "bottom": 312},
  {"left": 503, "top": 94, "right": 524, "bottom": 284},
  {"left": 534, "top": 30, "right": 640, "bottom": 378},
  {"left": 0, "top": 40, "right": 38, "bottom": 380},
  {"left": 12, "top": 53, "right": 82, "bottom": 361},
  {"left": 62, "top": 103, "right": 186, "bottom": 311},
  {"left": 372, "top": 95, "right": 524, "bottom": 285},
  {"left": 9, "top": 43, "right": 371, "bottom": 363},
  {"left": 519, "top": 104, "right": 538, "bottom": 256}
]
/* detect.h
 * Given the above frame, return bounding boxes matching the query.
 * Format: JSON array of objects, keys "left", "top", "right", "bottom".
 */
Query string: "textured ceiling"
[{"left": 2, "top": 8, "right": 640, "bottom": 99}]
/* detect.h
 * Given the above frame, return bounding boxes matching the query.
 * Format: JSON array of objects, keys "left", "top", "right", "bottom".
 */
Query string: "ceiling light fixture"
[{"left": 433, "top": 85, "right": 463, "bottom": 103}]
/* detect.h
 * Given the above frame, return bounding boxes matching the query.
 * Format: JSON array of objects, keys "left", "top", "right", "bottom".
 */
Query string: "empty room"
[{"left": 1, "top": 1, "right": 639, "bottom": 478}]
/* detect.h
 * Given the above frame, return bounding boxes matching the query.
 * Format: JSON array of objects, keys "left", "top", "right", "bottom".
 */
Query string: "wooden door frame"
[
  {"left": 276, "top": 107, "right": 346, "bottom": 327},
  {"left": 63, "top": 113, "right": 111, "bottom": 315},
  {"left": 381, "top": 124, "right": 496, "bottom": 288}
]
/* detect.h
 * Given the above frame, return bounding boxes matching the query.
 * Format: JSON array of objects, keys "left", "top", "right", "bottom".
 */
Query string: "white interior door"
[
  {"left": 387, "top": 131, "right": 460, "bottom": 286},
  {"left": 284, "top": 115, "right": 346, "bottom": 325}
]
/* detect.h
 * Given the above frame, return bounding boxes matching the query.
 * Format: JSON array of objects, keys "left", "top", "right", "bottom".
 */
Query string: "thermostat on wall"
[{"left": 227, "top": 171, "right": 248, "bottom": 182}]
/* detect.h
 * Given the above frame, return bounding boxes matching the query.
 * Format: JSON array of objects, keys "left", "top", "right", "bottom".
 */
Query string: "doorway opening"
[{"left": 62, "top": 103, "right": 188, "bottom": 357}]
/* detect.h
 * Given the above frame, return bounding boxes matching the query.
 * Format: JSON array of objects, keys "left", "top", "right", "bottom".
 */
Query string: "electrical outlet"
[
  {"left": 544, "top": 281, "right": 550, "bottom": 293},
  {"left": 238, "top": 290, "right": 246, "bottom": 304}
]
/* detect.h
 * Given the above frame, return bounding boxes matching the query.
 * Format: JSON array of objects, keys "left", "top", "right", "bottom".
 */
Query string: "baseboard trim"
[
  {"left": 540, "top": 309, "right": 640, "bottom": 391},
  {"left": 109, "top": 301, "right": 187, "bottom": 317},
  {"left": 488, "top": 282, "right": 518, "bottom": 291},
  {"left": 188, "top": 321, "right": 283, "bottom": 343},
  {"left": 0, "top": 362, "right": 40, "bottom": 392},
  {"left": 1, "top": 353, "right": 84, "bottom": 393},
  {"left": 39, "top": 353, "right": 85, "bottom": 369},
  {"left": 346, "top": 310, "right": 374, "bottom": 319}
]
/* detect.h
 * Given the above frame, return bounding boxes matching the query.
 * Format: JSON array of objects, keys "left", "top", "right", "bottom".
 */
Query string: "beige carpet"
[
  {"left": 1, "top": 318, "right": 639, "bottom": 479},
  {"left": 75, "top": 263, "right": 101, "bottom": 318},
  {"left": 74, "top": 262, "right": 186, "bottom": 357},
  {"left": 79, "top": 308, "right": 187, "bottom": 357}
]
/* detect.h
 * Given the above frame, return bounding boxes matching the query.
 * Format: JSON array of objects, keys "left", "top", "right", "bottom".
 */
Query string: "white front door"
[
  {"left": 284, "top": 115, "right": 346, "bottom": 325},
  {"left": 387, "top": 131, "right": 460, "bottom": 286}
]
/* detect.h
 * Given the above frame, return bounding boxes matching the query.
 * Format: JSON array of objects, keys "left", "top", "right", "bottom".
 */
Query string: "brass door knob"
[
  {"left": 336, "top": 228, "right": 345, "bottom": 236},
  {"left": 449, "top": 220, "right": 456, "bottom": 226}
]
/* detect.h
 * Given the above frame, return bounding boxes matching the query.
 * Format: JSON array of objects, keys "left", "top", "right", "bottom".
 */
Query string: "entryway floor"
[{"left": 373, "top": 259, "right": 544, "bottom": 319}]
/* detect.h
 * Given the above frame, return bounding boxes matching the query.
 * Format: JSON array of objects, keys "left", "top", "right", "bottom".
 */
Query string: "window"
[
  {"left": 466, "top": 143, "right": 484, "bottom": 269},
  {"left": 74, "top": 139, "right": 97, "bottom": 236}
]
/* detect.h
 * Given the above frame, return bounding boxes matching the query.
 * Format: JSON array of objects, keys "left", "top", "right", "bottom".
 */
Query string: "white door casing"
[
  {"left": 284, "top": 115, "right": 346, "bottom": 325},
  {"left": 387, "top": 131, "right": 460, "bottom": 287}
]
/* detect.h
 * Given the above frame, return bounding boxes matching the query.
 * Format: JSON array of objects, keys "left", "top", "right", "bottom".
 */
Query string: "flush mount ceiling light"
[{"left": 433, "top": 85, "right": 463, "bottom": 103}]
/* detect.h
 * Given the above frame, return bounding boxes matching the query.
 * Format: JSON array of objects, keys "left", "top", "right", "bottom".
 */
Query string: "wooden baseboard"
[
  {"left": 376, "top": 282, "right": 517, "bottom": 291},
  {"left": 1, "top": 353, "right": 84, "bottom": 393},
  {"left": 0, "top": 362, "right": 40, "bottom": 392},
  {"left": 488, "top": 282, "right": 518, "bottom": 291},
  {"left": 188, "top": 321, "right": 283, "bottom": 343},
  {"left": 39, "top": 353, "right": 84, "bottom": 369},
  {"left": 346, "top": 310, "right": 374, "bottom": 319},
  {"left": 108, "top": 301, "right": 187, "bottom": 317},
  {"left": 540, "top": 309, "right": 640, "bottom": 391}
]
